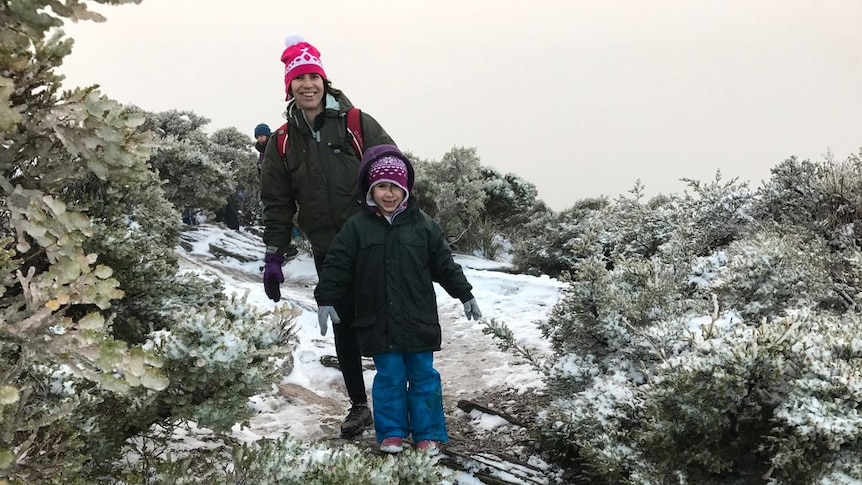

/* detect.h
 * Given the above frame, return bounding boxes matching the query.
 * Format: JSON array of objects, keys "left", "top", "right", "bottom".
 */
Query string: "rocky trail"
[{"left": 178, "top": 225, "right": 586, "bottom": 484}]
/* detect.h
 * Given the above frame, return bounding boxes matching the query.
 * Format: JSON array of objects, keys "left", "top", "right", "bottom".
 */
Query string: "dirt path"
[{"left": 180, "top": 228, "right": 577, "bottom": 483}]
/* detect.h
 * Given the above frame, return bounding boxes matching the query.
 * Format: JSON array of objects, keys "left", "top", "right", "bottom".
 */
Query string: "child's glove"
[
  {"left": 263, "top": 253, "right": 285, "bottom": 302},
  {"left": 317, "top": 305, "right": 341, "bottom": 336},
  {"left": 463, "top": 298, "right": 482, "bottom": 320}
]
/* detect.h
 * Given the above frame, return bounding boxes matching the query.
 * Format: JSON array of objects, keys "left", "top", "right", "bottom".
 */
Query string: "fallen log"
[{"left": 456, "top": 399, "right": 528, "bottom": 428}]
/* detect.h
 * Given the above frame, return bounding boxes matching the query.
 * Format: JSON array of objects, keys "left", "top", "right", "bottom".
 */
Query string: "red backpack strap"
[
  {"left": 346, "top": 108, "right": 364, "bottom": 156},
  {"left": 276, "top": 122, "right": 289, "bottom": 158},
  {"left": 278, "top": 112, "right": 362, "bottom": 158}
]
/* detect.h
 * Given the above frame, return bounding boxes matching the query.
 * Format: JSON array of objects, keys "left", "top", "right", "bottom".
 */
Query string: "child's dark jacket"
[{"left": 314, "top": 168, "right": 474, "bottom": 356}]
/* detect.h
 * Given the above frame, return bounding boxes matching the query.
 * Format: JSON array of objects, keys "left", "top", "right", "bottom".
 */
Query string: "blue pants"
[{"left": 372, "top": 352, "right": 448, "bottom": 444}]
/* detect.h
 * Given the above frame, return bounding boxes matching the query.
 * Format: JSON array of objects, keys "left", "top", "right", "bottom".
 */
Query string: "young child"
[{"left": 314, "top": 144, "right": 482, "bottom": 455}]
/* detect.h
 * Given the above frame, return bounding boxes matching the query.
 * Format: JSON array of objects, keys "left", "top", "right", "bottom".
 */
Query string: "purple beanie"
[{"left": 365, "top": 156, "right": 410, "bottom": 206}]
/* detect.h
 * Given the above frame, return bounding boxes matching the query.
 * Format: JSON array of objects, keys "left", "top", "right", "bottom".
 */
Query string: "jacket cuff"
[{"left": 459, "top": 293, "right": 475, "bottom": 303}]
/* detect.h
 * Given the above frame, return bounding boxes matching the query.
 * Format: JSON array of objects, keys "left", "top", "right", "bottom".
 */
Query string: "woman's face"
[{"left": 290, "top": 73, "right": 325, "bottom": 112}]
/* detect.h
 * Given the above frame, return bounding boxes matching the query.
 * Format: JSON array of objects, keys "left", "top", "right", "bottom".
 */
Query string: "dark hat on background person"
[
  {"left": 281, "top": 34, "right": 327, "bottom": 101},
  {"left": 254, "top": 123, "right": 271, "bottom": 138}
]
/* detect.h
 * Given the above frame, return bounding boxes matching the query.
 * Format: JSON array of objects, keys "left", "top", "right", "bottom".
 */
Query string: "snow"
[
  {"left": 175, "top": 223, "right": 567, "bottom": 482},
  {"left": 465, "top": 409, "right": 512, "bottom": 432}
]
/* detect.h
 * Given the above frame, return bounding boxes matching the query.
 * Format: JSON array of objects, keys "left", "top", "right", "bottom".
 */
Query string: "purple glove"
[{"left": 263, "top": 253, "right": 285, "bottom": 302}]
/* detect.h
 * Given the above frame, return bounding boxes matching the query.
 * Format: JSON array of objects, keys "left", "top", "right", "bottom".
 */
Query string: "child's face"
[{"left": 371, "top": 182, "right": 405, "bottom": 216}]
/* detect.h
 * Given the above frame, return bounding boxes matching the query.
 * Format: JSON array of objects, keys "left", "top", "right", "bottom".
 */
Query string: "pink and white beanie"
[
  {"left": 280, "top": 34, "right": 327, "bottom": 100},
  {"left": 365, "top": 156, "right": 410, "bottom": 209}
]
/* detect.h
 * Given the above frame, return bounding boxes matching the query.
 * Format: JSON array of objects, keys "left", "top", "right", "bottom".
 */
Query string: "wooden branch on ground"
[
  {"left": 456, "top": 399, "right": 528, "bottom": 428},
  {"left": 440, "top": 447, "right": 549, "bottom": 485}
]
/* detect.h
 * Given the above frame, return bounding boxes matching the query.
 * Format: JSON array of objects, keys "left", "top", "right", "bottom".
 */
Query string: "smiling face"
[
  {"left": 370, "top": 182, "right": 406, "bottom": 216},
  {"left": 290, "top": 73, "right": 325, "bottom": 119}
]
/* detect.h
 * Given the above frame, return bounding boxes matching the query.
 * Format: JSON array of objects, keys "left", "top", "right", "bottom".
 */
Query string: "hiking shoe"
[
  {"left": 340, "top": 404, "right": 372, "bottom": 437},
  {"left": 379, "top": 437, "right": 404, "bottom": 454},
  {"left": 416, "top": 440, "right": 441, "bottom": 456}
]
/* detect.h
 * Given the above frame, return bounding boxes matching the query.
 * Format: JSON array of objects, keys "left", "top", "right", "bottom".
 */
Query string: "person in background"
[
  {"left": 253, "top": 123, "right": 270, "bottom": 174},
  {"left": 259, "top": 34, "right": 395, "bottom": 437},
  {"left": 315, "top": 144, "right": 482, "bottom": 455},
  {"left": 220, "top": 188, "right": 243, "bottom": 231},
  {"left": 215, "top": 123, "right": 266, "bottom": 231},
  {"left": 182, "top": 207, "right": 201, "bottom": 226},
  {"left": 215, "top": 183, "right": 243, "bottom": 231}
]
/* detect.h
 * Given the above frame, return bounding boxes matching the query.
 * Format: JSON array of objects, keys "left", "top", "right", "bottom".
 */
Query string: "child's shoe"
[
  {"left": 415, "top": 440, "right": 440, "bottom": 456},
  {"left": 379, "top": 437, "right": 404, "bottom": 454}
]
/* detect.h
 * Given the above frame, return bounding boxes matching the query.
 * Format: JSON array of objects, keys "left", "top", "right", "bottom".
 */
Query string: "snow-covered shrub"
[
  {"left": 136, "top": 108, "right": 235, "bottom": 220},
  {"left": 763, "top": 311, "right": 862, "bottom": 483},
  {"left": 1, "top": 3, "right": 298, "bottom": 481},
  {"left": 149, "top": 295, "right": 295, "bottom": 432},
  {"left": 84, "top": 291, "right": 297, "bottom": 477},
  {"left": 410, "top": 146, "right": 544, "bottom": 259},
  {"left": 209, "top": 127, "right": 262, "bottom": 225},
  {"left": 536, "top": 254, "right": 702, "bottom": 477},
  {"left": 634, "top": 313, "right": 790, "bottom": 482},
  {"left": 1, "top": 3, "right": 178, "bottom": 480},
  {"left": 513, "top": 182, "right": 682, "bottom": 278},
  {"left": 530, "top": 159, "right": 862, "bottom": 484},
  {"left": 600, "top": 183, "right": 678, "bottom": 263},
  {"left": 815, "top": 450, "right": 862, "bottom": 485},
  {"left": 419, "top": 146, "right": 488, "bottom": 252},
  {"left": 531, "top": 164, "right": 862, "bottom": 483},
  {"left": 125, "top": 436, "right": 448, "bottom": 485},
  {"left": 660, "top": 173, "right": 756, "bottom": 259},
  {"left": 543, "top": 254, "right": 695, "bottom": 366},
  {"left": 706, "top": 230, "right": 838, "bottom": 321},
  {"left": 0, "top": 356, "right": 96, "bottom": 482},
  {"left": 512, "top": 197, "right": 610, "bottom": 277},
  {"left": 541, "top": 308, "right": 862, "bottom": 484},
  {"left": 639, "top": 310, "right": 862, "bottom": 484},
  {"left": 755, "top": 155, "right": 862, "bottom": 250},
  {"left": 480, "top": 166, "right": 545, "bottom": 250},
  {"left": 754, "top": 153, "right": 862, "bottom": 309},
  {"left": 409, "top": 151, "right": 440, "bottom": 220}
]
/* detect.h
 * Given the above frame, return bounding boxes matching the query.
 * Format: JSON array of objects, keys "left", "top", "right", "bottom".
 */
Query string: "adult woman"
[{"left": 260, "top": 35, "right": 395, "bottom": 437}]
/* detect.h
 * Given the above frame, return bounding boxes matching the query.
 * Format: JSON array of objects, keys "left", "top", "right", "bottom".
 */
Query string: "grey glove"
[
  {"left": 463, "top": 298, "right": 482, "bottom": 320},
  {"left": 317, "top": 305, "right": 341, "bottom": 336}
]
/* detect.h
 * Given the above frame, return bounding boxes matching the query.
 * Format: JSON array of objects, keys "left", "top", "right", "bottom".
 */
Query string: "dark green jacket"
[
  {"left": 314, "top": 201, "right": 474, "bottom": 356},
  {"left": 260, "top": 90, "right": 394, "bottom": 256}
]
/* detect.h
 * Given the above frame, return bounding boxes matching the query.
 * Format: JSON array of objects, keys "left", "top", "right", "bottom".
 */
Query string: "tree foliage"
[
  {"left": 132, "top": 108, "right": 235, "bottom": 222},
  {"left": 209, "top": 126, "right": 261, "bottom": 225},
  {"left": 523, "top": 153, "right": 862, "bottom": 483},
  {"left": 0, "top": 2, "right": 293, "bottom": 481},
  {"left": 6, "top": 3, "right": 861, "bottom": 484},
  {"left": 122, "top": 435, "right": 448, "bottom": 484},
  {"left": 415, "top": 146, "right": 546, "bottom": 259}
]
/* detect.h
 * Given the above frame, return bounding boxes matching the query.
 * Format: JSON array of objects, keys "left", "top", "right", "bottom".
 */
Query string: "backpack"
[{"left": 276, "top": 107, "right": 364, "bottom": 159}]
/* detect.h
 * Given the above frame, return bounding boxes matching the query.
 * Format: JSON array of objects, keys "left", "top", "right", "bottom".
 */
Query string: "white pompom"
[{"left": 284, "top": 34, "right": 306, "bottom": 48}]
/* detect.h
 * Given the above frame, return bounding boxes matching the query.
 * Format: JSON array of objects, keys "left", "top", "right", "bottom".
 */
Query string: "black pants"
[
  {"left": 222, "top": 200, "right": 240, "bottom": 230},
  {"left": 314, "top": 254, "right": 367, "bottom": 406}
]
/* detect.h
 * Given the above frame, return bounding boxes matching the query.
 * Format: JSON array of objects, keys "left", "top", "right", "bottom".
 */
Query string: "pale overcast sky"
[{"left": 59, "top": 0, "right": 862, "bottom": 211}]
